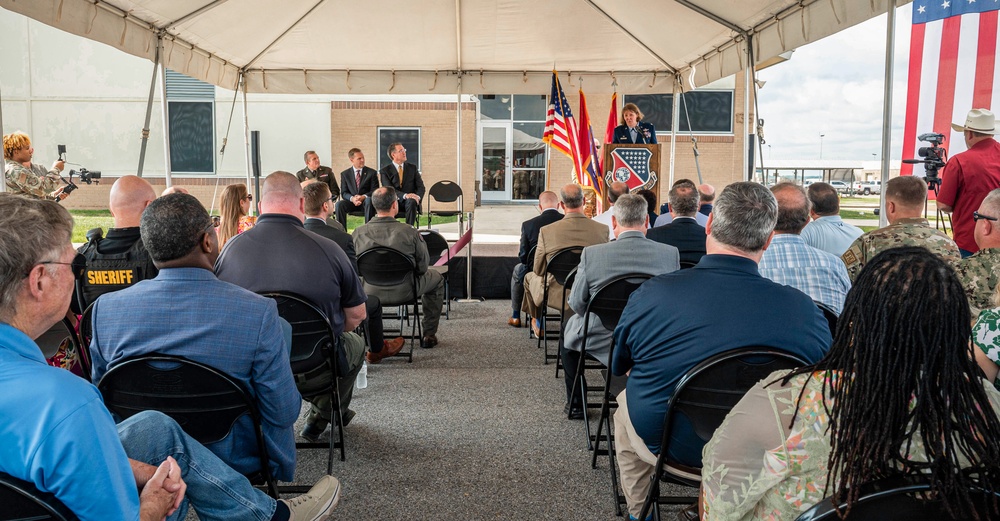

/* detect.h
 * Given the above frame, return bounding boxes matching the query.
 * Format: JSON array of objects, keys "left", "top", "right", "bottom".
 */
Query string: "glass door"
[{"left": 480, "top": 123, "right": 512, "bottom": 201}]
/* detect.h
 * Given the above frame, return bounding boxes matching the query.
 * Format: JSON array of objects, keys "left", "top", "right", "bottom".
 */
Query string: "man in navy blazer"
[
  {"left": 646, "top": 180, "right": 707, "bottom": 266},
  {"left": 509, "top": 191, "right": 563, "bottom": 327},
  {"left": 335, "top": 148, "right": 379, "bottom": 228},
  {"left": 378, "top": 143, "right": 425, "bottom": 226}
]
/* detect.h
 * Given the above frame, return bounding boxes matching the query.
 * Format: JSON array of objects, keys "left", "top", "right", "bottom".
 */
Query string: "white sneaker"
[{"left": 280, "top": 475, "right": 341, "bottom": 521}]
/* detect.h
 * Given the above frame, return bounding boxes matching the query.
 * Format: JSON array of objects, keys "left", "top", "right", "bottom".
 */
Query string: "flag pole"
[{"left": 879, "top": 1, "right": 897, "bottom": 228}]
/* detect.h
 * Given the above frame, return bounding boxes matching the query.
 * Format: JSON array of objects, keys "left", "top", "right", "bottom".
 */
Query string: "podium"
[{"left": 602, "top": 144, "right": 661, "bottom": 208}]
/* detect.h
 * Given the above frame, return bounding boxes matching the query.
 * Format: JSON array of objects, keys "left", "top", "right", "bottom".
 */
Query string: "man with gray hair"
[
  {"left": 216, "top": 171, "right": 368, "bottom": 443},
  {"left": 353, "top": 186, "right": 445, "bottom": 349},
  {"left": 956, "top": 187, "right": 1000, "bottom": 314},
  {"left": 646, "top": 179, "right": 707, "bottom": 266},
  {"left": 759, "top": 183, "right": 851, "bottom": 315},
  {"left": 521, "top": 183, "right": 608, "bottom": 338},
  {"left": 653, "top": 179, "right": 709, "bottom": 227},
  {"left": 0, "top": 194, "right": 342, "bottom": 520},
  {"left": 610, "top": 182, "right": 831, "bottom": 520},
  {"left": 559, "top": 194, "right": 679, "bottom": 419},
  {"left": 592, "top": 181, "right": 630, "bottom": 238}
]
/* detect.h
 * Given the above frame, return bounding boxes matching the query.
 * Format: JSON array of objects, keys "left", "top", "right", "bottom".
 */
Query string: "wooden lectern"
[{"left": 602, "top": 143, "right": 661, "bottom": 208}]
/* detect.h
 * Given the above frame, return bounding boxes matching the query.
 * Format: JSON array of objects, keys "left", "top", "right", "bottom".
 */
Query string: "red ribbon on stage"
[{"left": 434, "top": 226, "right": 473, "bottom": 267}]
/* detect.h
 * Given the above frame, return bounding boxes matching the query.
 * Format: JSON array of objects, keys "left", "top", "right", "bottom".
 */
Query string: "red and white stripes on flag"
[
  {"left": 543, "top": 72, "right": 583, "bottom": 178},
  {"left": 901, "top": 2, "right": 1000, "bottom": 176}
]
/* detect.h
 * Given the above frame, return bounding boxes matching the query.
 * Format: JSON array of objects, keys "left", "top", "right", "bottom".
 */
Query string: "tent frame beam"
[{"left": 582, "top": 0, "right": 677, "bottom": 74}]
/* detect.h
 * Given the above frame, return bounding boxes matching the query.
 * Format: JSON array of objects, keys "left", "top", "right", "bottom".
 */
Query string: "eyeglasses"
[
  {"left": 34, "top": 253, "right": 87, "bottom": 280},
  {"left": 244, "top": 194, "right": 253, "bottom": 201},
  {"left": 973, "top": 211, "right": 998, "bottom": 222}
]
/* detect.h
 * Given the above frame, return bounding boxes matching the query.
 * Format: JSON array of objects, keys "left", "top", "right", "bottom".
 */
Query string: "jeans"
[
  {"left": 510, "top": 263, "right": 529, "bottom": 317},
  {"left": 117, "top": 410, "right": 277, "bottom": 521}
]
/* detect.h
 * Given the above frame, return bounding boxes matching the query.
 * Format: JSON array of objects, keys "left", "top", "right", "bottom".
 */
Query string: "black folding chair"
[
  {"left": 525, "top": 244, "right": 538, "bottom": 340},
  {"left": 638, "top": 347, "right": 810, "bottom": 520},
  {"left": 569, "top": 274, "right": 652, "bottom": 451},
  {"left": 260, "top": 292, "right": 347, "bottom": 470},
  {"left": 37, "top": 316, "right": 90, "bottom": 381},
  {"left": 357, "top": 247, "right": 421, "bottom": 362},
  {"left": 420, "top": 229, "right": 452, "bottom": 319},
  {"left": 425, "top": 180, "right": 464, "bottom": 231},
  {"left": 0, "top": 472, "right": 77, "bottom": 521},
  {"left": 539, "top": 247, "right": 583, "bottom": 365},
  {"left": 553, "top": 267, "right": 578, "bottom": 378},
  {"left": 795, "top": 475, "right": 1000, "bottom": 520},
  {"left": 97, "top": 354, "right": 282, "bottom": 498}
]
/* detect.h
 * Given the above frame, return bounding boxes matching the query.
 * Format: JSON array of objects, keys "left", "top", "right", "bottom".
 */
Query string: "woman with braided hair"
[{"left": 701, "top": 247, "right": 1000, "bottom": 520}]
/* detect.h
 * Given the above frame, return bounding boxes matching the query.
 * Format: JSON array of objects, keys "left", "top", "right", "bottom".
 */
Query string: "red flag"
[
  {"left": 901, "top": 2, "right": 1000, "bottom": 178},
  {"left": 578, "top": 89, "right": 605, "bottom": 214},
  {"left": 603, "top": 92, "right": 618, "bottom": 174}
]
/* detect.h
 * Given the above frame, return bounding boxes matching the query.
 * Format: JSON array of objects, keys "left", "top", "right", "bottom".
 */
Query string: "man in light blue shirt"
[
  {"left": 801, "top": 182, "right": 864, "bottom": 256},
  {"left": 761, "top": 183, "right": 851, "bottom": 315}
]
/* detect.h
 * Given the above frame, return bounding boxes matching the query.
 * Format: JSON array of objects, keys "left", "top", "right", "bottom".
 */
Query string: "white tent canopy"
[{"left": 0, "top": 0, "right": 909, "bottom": 95}]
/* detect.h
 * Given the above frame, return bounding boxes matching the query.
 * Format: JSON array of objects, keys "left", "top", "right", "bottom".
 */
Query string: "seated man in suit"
[
  {"left": 353, "top": 187, "right": 445, "bottom": 349},
  {"left": 611, "top": 182, "right": 831, "bottom": 520},
  {"left": 296, "top": 150, "right": 340, "bottom": 201},
  {"left": 509, "top": 190, "right": 563, "bottom": 327},
  {"left": 522, "top": 184, "right": 609, "bottom": 337},
  {"left": 646, "top": 179, "right": 707, "bottom": 266},
  {"left": 378, "top": 143, "right": 425, "bottom": 226},
  {"left": 304, "top": 182, "right": 404, "bottom": 363},
  {"left": 89, "top": 193, "right": 301, "bottom": 483},
  {"left": 561, "top": 194, "right": 679, "bottom": 419},
  {"left": 215, "top": 171, "right": 368, "bottom": 444},
  {"left": 335, "top": 147, "right": 379, "bottom": 228}
]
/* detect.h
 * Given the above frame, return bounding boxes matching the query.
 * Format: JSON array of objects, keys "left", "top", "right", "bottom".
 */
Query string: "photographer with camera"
[
  {"left": 937, "top": 108, "right": 1000, "bottom": 257},
  {"left": 3, "top": 131, "right": 68, "bottom": 200}
]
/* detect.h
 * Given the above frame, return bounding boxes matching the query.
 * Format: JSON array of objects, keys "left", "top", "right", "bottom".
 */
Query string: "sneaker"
[
  {"left": 299, "top": 418, "right": 328, "bottom": 443},
  {"left": 280, "top": 475, "right": 340, "bottom": 521}
]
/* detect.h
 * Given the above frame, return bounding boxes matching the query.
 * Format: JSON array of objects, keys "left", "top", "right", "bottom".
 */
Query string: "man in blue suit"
[
  {"left": 378, "top": 143, "right": 425, "bottom": 226},
  {"left": 646, "top": 179, "right": 707, "bottom": 266},
  {"left": 509, "top": 191, "right": 563, "bottom": 327},
  {"left": 335, "top": 148, "right": 379, "bottom": 228}
]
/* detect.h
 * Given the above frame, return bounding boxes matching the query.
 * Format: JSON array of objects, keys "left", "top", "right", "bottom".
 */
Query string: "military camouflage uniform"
[
  {"left": 841, "top": 217, "right": 961, "bottom": 281},
  {"left": 4, "top": 159, "right": 60, "bottom": 199},
  {"left": 956, "top": 247, "right": 1000, "bottom": 316}
]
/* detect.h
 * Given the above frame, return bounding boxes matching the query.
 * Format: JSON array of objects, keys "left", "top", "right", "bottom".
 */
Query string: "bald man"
[
  {"left": 698, "top": 183, "right": 716, "bottom": 216},
  {"left": 75, "top": 175, "right": 159, "bottom": 312}
]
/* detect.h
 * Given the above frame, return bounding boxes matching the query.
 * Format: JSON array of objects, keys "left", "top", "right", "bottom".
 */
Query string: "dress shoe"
[
  {"left": 531, "top": 319, "right": 544, "bottom": 339},
  {"left": 563, "top": 403, "right": 584, "bottom": 420},
  {"left": 366, "top": 337, "right": 405, "bottom": 364},
  {"left": 421, "top": 334, "right": 438, "bottom": 349},
  {"left": 300, "top": 419, "right": 328, "bottom": 443},
  {"left": 507, "top": 317, "right": 522, "bottom": 328}
]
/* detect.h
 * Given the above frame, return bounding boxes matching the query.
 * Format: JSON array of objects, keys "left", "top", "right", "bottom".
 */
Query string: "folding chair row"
[{"left": 357, "top": 247, "right": 422, "bottom": 362}]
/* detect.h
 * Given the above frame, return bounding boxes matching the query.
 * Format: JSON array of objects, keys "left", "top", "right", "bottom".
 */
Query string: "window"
[
  {"left": 165, "top": 69, "right": 215, "bottom": 174},
  {"left": 624, "top": 91, "right": 734, "bottom": 134},
  {"left": 377, "top": 127, "right": 420, "bottom": 172}
]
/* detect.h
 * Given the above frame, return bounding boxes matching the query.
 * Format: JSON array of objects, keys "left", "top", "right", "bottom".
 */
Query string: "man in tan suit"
[{"left": 522, "top": 183, "right": 609, "bottom": 336}]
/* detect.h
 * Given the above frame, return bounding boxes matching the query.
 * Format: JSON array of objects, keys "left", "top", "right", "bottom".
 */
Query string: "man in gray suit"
[{"left": 560, "top": 194, "right": 680, "bottom": 418}]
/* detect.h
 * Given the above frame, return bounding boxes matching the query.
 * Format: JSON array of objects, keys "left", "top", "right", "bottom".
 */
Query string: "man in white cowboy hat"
[{"left": 938, "top": 108, "right": 1000, "bottom": 257}]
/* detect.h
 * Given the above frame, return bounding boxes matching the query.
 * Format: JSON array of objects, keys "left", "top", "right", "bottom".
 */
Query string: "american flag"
[
  {"left": 543, "top": 72, "right": 583, "bottom": 176},
  {"left": 901, "top": 1, "right": 1000, "bottom": 175},
  {"left": 577, "top": 89, "right": 605, "bottom": 211}
]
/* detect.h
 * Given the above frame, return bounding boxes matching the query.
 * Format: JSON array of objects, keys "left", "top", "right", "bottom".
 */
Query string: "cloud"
[{"left": 756, "top": 5, "right": 914, "bottom": 161}]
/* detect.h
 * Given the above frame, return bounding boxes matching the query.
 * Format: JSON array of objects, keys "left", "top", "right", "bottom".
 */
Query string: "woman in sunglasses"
[{"left": 217, "top": 183, "right": 256, "bottom": 249}]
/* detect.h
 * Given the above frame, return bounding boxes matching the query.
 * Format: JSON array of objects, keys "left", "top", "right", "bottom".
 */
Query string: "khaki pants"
[{"left": 614, "top": 389, "right": 659, "bottom": 519}]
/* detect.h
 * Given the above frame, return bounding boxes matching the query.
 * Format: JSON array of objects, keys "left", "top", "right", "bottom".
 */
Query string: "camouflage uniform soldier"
[
  {"left": 3, "top": 131, "right": 66, "bottom": 200},
  {"left": 842, "top": 176, "right": 960, "bottom": 280},
  {"left": 956, "top": 188, "right": 1000, "bottom": 315}
]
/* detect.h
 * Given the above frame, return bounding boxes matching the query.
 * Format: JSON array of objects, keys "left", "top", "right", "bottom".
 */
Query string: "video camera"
[
  {"left": 57, "top": 145, "right": 101, "bottom": 196},
  {"left": 902, "top": 132, "right": 947, "bottom": 188}
]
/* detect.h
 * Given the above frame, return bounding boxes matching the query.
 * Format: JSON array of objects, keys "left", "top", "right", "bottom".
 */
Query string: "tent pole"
[
  {"left": 241, "top": 72, "right": 255, "bottom": 215},
  {"left": 879, "top": 0, "right": 897, "bottom": 228},
  {"left": 158, "top": 44, "right": 172, "bottom": 187},
  {"left": 743, "top": 42, "right": 751, "bottom": 181},
  {"left": 456, "top": 88, "right": 464, "bottom": 233},
  {"left": 668, "top": 76, "right": 679, "bottom": 188},
  {"left": 137, "top": 35, "right": 161, "bottom": 178},
  {"left": 0, "top": 82, "right": 6, "bottom": 193}
]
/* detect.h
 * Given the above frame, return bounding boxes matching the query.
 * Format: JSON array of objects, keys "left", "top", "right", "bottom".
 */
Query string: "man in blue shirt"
[
  {"left": 801, "top": 182, "right": 863, "bottom": 256},
  {"left": 759, "top": 183, "right": 851, "bottom": 315},
  {"left": 90, "top": 192, "right": 302, "bottom": 482},
  {"left": 611, "top": 182, "right": 832, "bottom": 521},
  {"left": 0, "top": 194, "right": 340, "bottom": 521}
]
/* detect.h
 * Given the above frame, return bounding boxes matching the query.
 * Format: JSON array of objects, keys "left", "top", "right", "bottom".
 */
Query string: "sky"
[{"left": 756, "top": 4, "right": 914, "bottom": 162}]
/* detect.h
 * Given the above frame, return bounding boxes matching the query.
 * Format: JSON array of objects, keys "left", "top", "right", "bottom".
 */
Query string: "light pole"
[{"left": 820, "top": 133, "right": 826, "bottom": 159}]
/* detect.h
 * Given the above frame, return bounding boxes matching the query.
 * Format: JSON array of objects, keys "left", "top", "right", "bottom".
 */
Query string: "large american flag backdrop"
[{"left": 901, "top": 1, "right": 1000, "bottom": 175}]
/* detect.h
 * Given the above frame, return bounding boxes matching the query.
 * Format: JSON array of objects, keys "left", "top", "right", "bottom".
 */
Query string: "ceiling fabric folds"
[{"left": 1, "top": 0, "right": 910, "bottom": 94}]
